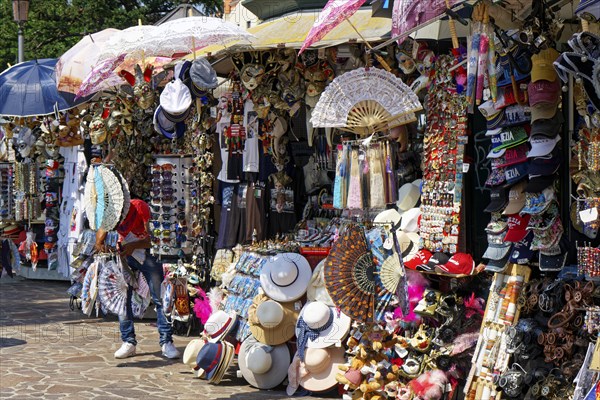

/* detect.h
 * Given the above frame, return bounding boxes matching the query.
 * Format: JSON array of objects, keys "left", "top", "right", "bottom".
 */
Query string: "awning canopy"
[{"left": 183, "top": 8, "right": 391, "bottom": 60}]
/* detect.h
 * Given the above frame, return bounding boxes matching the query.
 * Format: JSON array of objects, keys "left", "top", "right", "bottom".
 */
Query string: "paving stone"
[{"left": 0, "top": 278, "right": 336, "bottom": 399}]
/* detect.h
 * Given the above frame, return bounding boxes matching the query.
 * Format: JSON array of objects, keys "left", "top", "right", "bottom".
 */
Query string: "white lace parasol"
[
  {"left": 145, "top": 17, "right": 255, "bottom": 57},
  {"left": 97, "top": 25, "right": 158, "bottom": 61},
  {"left": 310, "top": 67, "right": 422, "bottom": 136}
]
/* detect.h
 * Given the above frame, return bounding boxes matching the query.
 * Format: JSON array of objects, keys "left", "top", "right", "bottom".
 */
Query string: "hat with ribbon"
[
  {"left": 260, "top": 253, "right": 312, "bottom": 302},
  {"left": 210, "top": 340, "right": 235, "bottom": 384},
  {"left": 299, "top": 347, "right": 346, "bottom": 393},
  {"left": 153, "top": 105, "right": 186, "bottom": 139},
  {"left": 159, "top": 78, "right": 192, "bottom": 123},
  {"left": 193, "top": 341, "right": 224, "bottom": 379},
  {"left": 189, "top": 58, "right": 218, "bottom": 98},
  {"left": 203, "top": 310, "right": 237, "bottom": 343},
  {"left": 248, "top": 294, "right": 299, "bottom": 346},
  {"left": 374, "top": 209, "right": 402, "bottom": 227},
  {"left": 295, "top": 301, "right": 351, "bottom": 357},
  {"left": 238, "top": 336, "right": 291, "bottom": 389}
]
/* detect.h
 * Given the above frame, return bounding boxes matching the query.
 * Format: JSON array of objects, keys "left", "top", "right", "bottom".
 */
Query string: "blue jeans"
[{"left": 119, "top": 252, "right": 173, "bottom": 346}]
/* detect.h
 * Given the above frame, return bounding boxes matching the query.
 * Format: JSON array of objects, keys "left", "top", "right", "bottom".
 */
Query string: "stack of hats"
[
  {"left": 481, "top": 48, "right": 566, "bottom": 272},
  {"left": 190, "top": 340, "right": 235, "bottom": 384}
]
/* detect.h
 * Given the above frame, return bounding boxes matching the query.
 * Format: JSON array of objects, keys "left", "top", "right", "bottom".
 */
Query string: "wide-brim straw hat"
[
  {"left": 299, "top": 347, "right": 346, "bottom": 392},
  {"left": 248, "top": 294, "right": 299, "bottom": 346},
  {"left": 238, "top": 336, "right": 291, "bottom": 389},
  {"left": 259, "top": 253, "right": 312, "bottom": 302}
]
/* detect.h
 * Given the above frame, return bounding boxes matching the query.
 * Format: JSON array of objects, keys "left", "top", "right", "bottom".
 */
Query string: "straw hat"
[
  {"left": 299, "top": 347, "right": 346, "bottom": 392},
  {"left": 295, "top": 301, "right": 351, "bottom": 349},
  {"left": 238, "top": 336, "right": 291, "bottom": 389},
  {"left": 248, "top": 294, "right": 299, "bottom": 346},
  {"left": 306, "top": 260, "right": 335, "bottom": 306},
  {"left": 203, "top": 310, "right": 237, "bottom": 343},
  {"left": 210, "top": 341, "right": 235, "bottom": 384},
  {"left": 260, "top": 253, "right": 312, "bottom": 302},
  {"left": 193, "top": 341, "right": 229, "bottom": 382},
  {"left": 183, "top": 339, "right": 206, "bottom": 367},
  {"left": 396, "top": 182, "right": 420, "bottom": 211}
]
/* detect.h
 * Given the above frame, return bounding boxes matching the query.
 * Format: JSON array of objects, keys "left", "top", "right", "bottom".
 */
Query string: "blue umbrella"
[{"left": 0, "top": 58, "right": 88, "bottom": 117}]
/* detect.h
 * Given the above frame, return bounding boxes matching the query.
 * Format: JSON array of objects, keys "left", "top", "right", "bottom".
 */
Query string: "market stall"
[{"left": 0, "top": 0, "right": 599, "bottom": 398}]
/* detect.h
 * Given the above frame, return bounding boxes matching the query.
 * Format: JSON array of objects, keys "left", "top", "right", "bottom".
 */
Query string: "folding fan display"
[
  {"left": 380, "top": 252, "right": 403, "bottom": 293},
  {"left": 98, "top": 258, "right": 128, "bottom": 316},
  {"left": 324, "top": 223, "right": 378, "bottom": 322},
  {"left": 310, "top": 67, "right": 422, "bottom": 136}
]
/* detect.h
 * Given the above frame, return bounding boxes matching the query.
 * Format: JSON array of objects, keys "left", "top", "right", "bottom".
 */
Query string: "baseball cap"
[
  {"left": 486, "top": 127, "right": 502, "bottom": 137},
  {"left": 525, "top": 174, "right": 556, "bottom": 193},
  {"left": 503, "top": 181, "right": 527, "bottom": 215},
  {"left": 504, "top": 213, "right": 532, "bottom": 242},
  {"left": 436, "top": 253, "right": 475, "bottom": 275},
  {"left": 487, "top": 127, "right": 529, "bottom": 158},
  {"left": 417, "top": 252, "right": 449, "bottom": 272},
  {"left": 495, "top": 84, "right": 527, "bottom": 109},
  {"left": 497, "top": 50, "right": 531, "bottom": 87},
  {"left": 528, "top": 148, "right": 561, "bottom": 176},
  {"left": 530, "top": 100, "right": 561, "bottom": 122},
  {"left": 485, "top": 167, "right": 506, "bottom": 187},
  {"left": 500, "top": 105, "right": 530, "bottom": 127},
  {"left": 485, "top": 217, "right": 508, "bottom": 235},
  {"left": 484, "top": 252, "right": 511, "bottom": 273},
  {"left": 528, "top": 79, "right": 561, "bottom": 107},
  {"left": 528, "top": 135, "right": 561, "bottom": 158},
  {"left": 485, "top": 188, "right": 508, "bottom": 213},
  {"left": 483, "top": 242, "right": 512, "bottom": 261},
  {"left": 492, "top": 144, "right": 528, "bottom": 169},
  {"left": 531, "top": 48, "right": 560, "bottom": 82},
  {"left": 404, "top": 249, "right": 432, "bottom": 270},
  {"left": 521, "top": 187, "right": 555, "bottom": 215},
  {"left": 531, "top": 111, "right": 564, "bottom": 137},
  {"left": 504, "top": 162, "right": 528, "bottom": 186},
  {"left": 509, "top": 231, "right": 535, "bottom": 264},
  {"left": 479, "top": 100, "right": 500, "bottom": 120}
]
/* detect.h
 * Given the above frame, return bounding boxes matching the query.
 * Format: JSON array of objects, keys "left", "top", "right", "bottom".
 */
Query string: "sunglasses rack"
[
  {"left": 149, "top": 155, "right": 194, "bottom": 259},
  {"left": 0, "top": 163, "right": 14, "bottom": 221},
  {"left": 464, "top": 263, "right": 531, "bottom": 400}
]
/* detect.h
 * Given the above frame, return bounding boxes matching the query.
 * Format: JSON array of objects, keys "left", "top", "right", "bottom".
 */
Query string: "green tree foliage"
[{"left": 0, "top": 0, "right": 223, "bottom": 69}]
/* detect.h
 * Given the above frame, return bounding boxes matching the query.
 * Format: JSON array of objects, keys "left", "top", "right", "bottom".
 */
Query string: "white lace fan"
[{"left": 310, "top": 68, "right": 422, "bottom": 136}]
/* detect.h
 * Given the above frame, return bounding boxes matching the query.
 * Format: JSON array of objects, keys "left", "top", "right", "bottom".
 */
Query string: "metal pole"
[{"left": 17, "top": 23, "right": 24, "bottom": 63}]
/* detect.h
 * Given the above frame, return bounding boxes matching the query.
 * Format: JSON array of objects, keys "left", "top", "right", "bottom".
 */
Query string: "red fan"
[{"left": 324, "top": 223, "right": 377, "bottom": 322}]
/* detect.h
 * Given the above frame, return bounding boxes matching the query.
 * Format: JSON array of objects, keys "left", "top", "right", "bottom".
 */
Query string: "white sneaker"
[
  {"left": 162, "top": 342, "right": 180, "bottom": 359},
  {"left": 114, "top": 342, "right": 136, "bottom": 359}
]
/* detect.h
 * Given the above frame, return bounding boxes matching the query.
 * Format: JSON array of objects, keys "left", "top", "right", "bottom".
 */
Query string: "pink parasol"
[
  {"left": 392, "top": 0, "right": 462, "bottom": 45},
  {"left": 299, "top": 0, "right": 368, "bottom": 55}
]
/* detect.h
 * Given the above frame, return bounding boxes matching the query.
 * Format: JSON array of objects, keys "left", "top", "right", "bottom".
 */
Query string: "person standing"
[{"left": 95, "top": 199, "right": 180, "bottom": 359}]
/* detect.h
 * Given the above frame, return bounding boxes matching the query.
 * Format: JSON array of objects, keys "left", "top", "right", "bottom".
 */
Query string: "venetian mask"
[
  {"left": 396, "top": 51, "right": 417, "bottom": 74},
  {"left": 302, "top": 61, "right": 334, "bottom": 98},
  {"left": 14, "top": 126, "right": 35, "bottom": 159},
  {"left": 45, "top": 142, "right": 60, "bottom": 159},
  {"left": 120, "top": 64, "right": 155, "bottom": 110},
  {"left": 240, "top": 64, "right": 266, "bottom": 91},
  {"left": 89, "top": 114, "right": 107, "bottom": 145},
  {"left": 277, "top": 68, "right": 305, "bottom": 106}
]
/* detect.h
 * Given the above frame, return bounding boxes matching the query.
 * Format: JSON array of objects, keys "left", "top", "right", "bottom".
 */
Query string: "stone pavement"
[{"left": 0, "top": 277, "right": 338, "bottom": 400}]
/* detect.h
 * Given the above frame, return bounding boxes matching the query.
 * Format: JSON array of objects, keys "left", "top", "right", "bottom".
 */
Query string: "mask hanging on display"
[
  {"left": 232, "top": 51, "right": 280, "bottom": 92},
  {"left": 13, "top": 126, "right": 36, "bottom": 159}
]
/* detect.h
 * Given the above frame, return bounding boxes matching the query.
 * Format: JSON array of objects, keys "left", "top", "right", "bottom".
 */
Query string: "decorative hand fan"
[
  {"left": 94, "top": 168, "right": 106, "bottom": 231},
  {"left": 379, "top": 251, "right": 404, "bottom": 294},
  {"left": 81, "top": 260, "right": 99, "bottom": 316},
  {"left": 116, "top": 169, "right": 131, "bottom": 222},
  {"left": 131, "top": 273, "right": 151, "bottom": 319},
  {"left": 83, "top": 166, "right": 98, "bottom": 231},
  {"left": 99, "top": 166, "right": 125, "bottom": 231},
  {"left": 324, "top": 223, "right": 378, "bottom": 322},
  {"left": 310, "top": 68, "right": 422, "bottom": 136},
  {"left": 98, "top": 258, "right": 128, "bottom": 316}
]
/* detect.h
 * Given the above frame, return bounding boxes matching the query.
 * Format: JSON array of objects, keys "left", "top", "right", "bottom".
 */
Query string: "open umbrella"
[
  {"left": 97, "top": 25, "right": 158, "bottom": 62},
  {"left": 300, "top": 0, "right": 367, "bottom": 54},
  {"left": 0, "top": 59, "right": 88, "bottom": 117},
  {"left": 145, "top": 16, "right": 255, "bottom": 58},
  {"left": 55, "top": 28, "right": 120, "bottom": 95},
  {"left": 392, "top": 0, "right": 463, "bottom": 45}
]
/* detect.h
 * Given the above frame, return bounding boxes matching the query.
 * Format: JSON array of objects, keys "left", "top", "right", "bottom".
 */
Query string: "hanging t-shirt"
[
  {"left": 243, "top": 99, "right": 260, "bottom": 173},
  {"left": 216, "top": 109, "right": 238, "bottom": 183}
]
